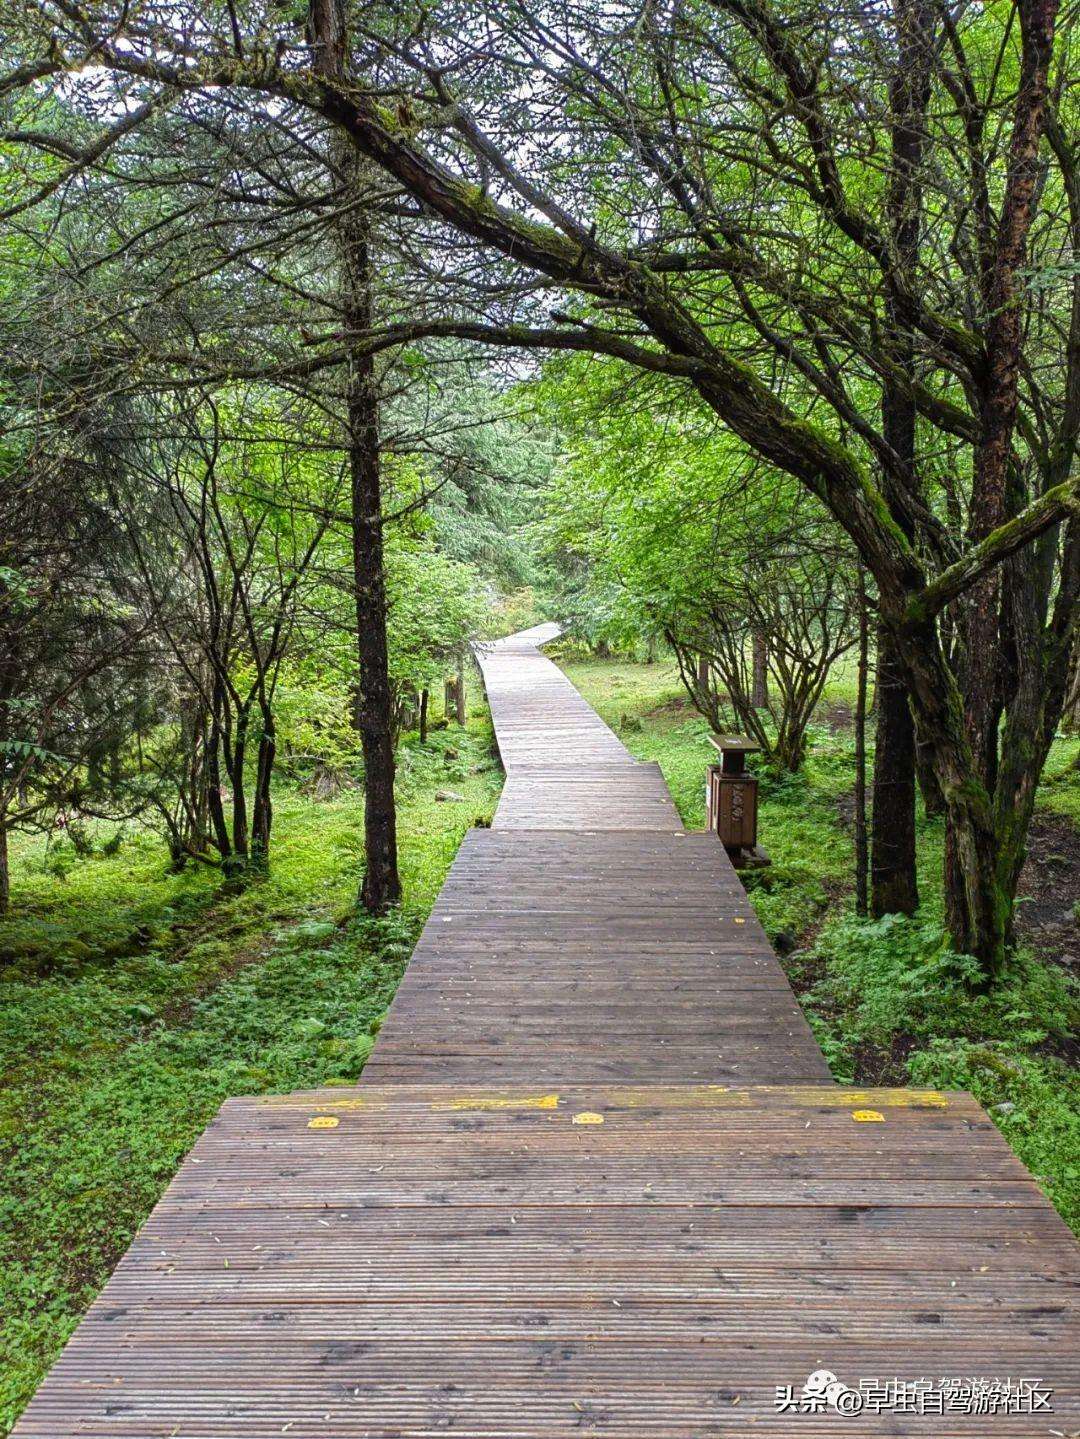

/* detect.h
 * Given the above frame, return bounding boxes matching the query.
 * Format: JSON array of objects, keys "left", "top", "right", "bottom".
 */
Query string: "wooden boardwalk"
[
  {"left": 14, "top": 626, "right": 1079, "bottom": 1437},
  {"left": 480, "top": 625, "right": 681, "bottom": 831}
]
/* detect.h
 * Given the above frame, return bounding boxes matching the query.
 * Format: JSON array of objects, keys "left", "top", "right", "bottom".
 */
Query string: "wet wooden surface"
[
  {"left": 364, "top": 828, "right": 832, "bottom": 1083},
  {"left": 16, "top": 1086, "right": 1079, "bottom": 1437},
  {"left": 366, "top": 627, "right": 829, "bottom": 1083},
  {"left": 13, "top": 625, "right": 1079, "bottom": 1437}
]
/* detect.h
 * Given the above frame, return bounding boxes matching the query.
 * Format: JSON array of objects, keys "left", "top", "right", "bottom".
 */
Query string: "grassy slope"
[
  {"left": 562, "top": 654, "right": 1080, "bottom": 1234},
  {"left": 0, "top": 718, "right": 502, "bottom": 1434}
]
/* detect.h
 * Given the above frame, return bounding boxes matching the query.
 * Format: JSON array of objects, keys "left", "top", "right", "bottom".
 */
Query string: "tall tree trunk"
[
  {"left": 311, "top": 0, "right": 401, "bottom": 913},
  {"left": 915, "top": 733, "right": 945, "bottom": 817},
  {"left": 419, "top": 687, "right": 429, "bottom": 744},
  {"left": 965, "top": 0, "right": 1060, "bottom": 767},
  {"left": 346, "top": 241, "right": 400, "bottom": 913},
  {"left": 871, "top": 631, "right": 918, "bottom": 915},
  {"left": 229, "top": 708, "right": 249, "bottom": 863},
  {"left": 206, "top": 677, "right": 232, "bottom": 862},
  {"left": 870, "top": 0, "right": 934, "bottom": 919},
  {"left": 250, "top": 717, "right": 275, "bottom": 865},
  {"left": 949, "top": 0, "right": 1061, "bottom": 948},
  {"left": 890, "top": 609, "right": 1004, "bottom": 977},
  {"left": 206, "top": 740, "right": 230, "bottom": 862},
  {"left": 455, "top": 652, "right": 467, "bottom": 726},
  {"left": 854, "top": 572, "right": 869, "bottom": 917},
  {"left": 353, "top": 474, "right": 400, "bottom": 909},
  {"left": 995, "top": 523, "right": 1077, "bottom": 936}
]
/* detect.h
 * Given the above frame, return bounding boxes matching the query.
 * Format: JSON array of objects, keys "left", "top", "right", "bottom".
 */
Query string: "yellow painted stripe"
[{"left": 430, "top": 1093, "right": 561, "bottom": 1112}]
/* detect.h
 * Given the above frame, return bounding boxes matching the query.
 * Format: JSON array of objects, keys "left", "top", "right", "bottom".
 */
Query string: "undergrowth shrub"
[{"left": 802, "top": 911, "right": 1080, "bottom": 1231}]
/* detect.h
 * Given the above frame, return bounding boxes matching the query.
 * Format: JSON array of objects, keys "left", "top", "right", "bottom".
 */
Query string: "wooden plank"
[
  {"left": 475, "top": 628, "right": 682, "bottom": 830},
  {"left": 370, "top": 829, "right": 831, "bottom": 1084},
  {"left": 14, "top": 1085, "right": 1078, "bottom": 1439}
]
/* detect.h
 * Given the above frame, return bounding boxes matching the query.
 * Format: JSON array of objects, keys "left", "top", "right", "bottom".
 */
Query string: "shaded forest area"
[{"left": 1, "top": 0, "right": 1078, "bottom": 1428}]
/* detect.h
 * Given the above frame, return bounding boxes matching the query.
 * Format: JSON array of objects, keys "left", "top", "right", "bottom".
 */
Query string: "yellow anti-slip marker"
[
  {"left": 430, "top": 1093, "right": 560, "bottom": 1112},
  {"left": 266, "top": 1092, "right": 565, "bottom": 1114},
  {"left": 307, "top": 1116, "right": 340, "bottom": 1129},
  {"left": 769, "top": 1086, "right": 947, "bottom": 1109},
  {"left": 278, "top": 1086, "right": 947, "bottom": 1117},
  {"left": 851, "top": 1110, "right": 885, "bottom": 1122}
]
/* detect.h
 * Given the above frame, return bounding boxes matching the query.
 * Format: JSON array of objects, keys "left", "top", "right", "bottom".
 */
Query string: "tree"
[
  {"left": 667, "top": 549, "right": 858, "bottom": 775},
  {"left": 4, "top": 0, "right": 1078, "bottom": 976},
  {"left": 308, "top": 0, "right": 400, "bottom": 911},
  {"left": 2, "top": 8, "right": 506, "bottom": 907},
  {"left": 0, "top": 436, "right": 149, "bottom": 911},
  {"left": 540, "top": 362, "right": 858, "bottom": 770},
  {"left": 117, "top": 390, "right": 338, "bottom": 874}
]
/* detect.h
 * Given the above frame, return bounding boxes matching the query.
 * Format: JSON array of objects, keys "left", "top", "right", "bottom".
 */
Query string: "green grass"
[
  {"left": 0, "top": 719, "right": 502, "bottom": 1434},
  {"left": 562, "top": 653, "right": 1080, "bottom": 1233},
  {"left": 1039, "top": 734, "right": 1080, "bottom": 824}
]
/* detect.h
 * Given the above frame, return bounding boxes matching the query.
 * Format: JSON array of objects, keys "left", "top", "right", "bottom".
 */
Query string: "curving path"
[
  {"left": 480, "top": 623, "right": 681, "bottom": 830},
  {"left": 13, "top": 626, "right": 1079, "bottom": 1438}
]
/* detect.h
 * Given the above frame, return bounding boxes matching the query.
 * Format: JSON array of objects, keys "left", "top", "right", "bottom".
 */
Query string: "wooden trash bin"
[{"left": 705, "top": 735, "right": 768, "bottom": 868}]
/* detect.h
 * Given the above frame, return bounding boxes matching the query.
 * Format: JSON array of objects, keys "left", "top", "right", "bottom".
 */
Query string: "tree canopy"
[{"left": 0, "top": 0, "right": 1077, "bottom": 975}]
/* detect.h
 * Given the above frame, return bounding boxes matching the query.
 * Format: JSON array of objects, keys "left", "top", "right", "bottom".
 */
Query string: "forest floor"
[
  {"left": 0, "top": 714, "right": 502, "bottom": 1434},
  {"left": 561, "top": 653, "right": 1080, "bottom": 1240},
  {"left": 2, "top": 657, "right": 1078, "bottom": 1434}
]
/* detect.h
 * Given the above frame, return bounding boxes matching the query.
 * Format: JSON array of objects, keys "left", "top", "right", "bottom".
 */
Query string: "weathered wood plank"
[
  {"left": 370, "top": 829, "right": 831, "bottom": 1083},
  {"left": 13, "top": 1085, "right": 1079, "bottom": 1438}
]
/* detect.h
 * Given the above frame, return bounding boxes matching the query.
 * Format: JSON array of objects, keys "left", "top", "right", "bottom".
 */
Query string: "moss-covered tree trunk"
[
  {"left": 854, "top": 572, "right": 869, "bottom": 917},
  {"left": 890, "top": 611, "right": 1006, "bottom": 976},
  {"left": 870, "top": 0, "right": 933, "bottom": 919},
  {"left": 942, "top": 0, "right": 1062, "bottom": 964},
  {"left": 871, "top": 633, "right": 918, "bottom": 916}
]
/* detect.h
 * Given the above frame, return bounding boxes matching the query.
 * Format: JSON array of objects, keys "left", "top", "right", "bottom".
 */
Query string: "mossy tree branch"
[{"left": 910, "top": 479, "right": 1080, "bottom": 623}]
